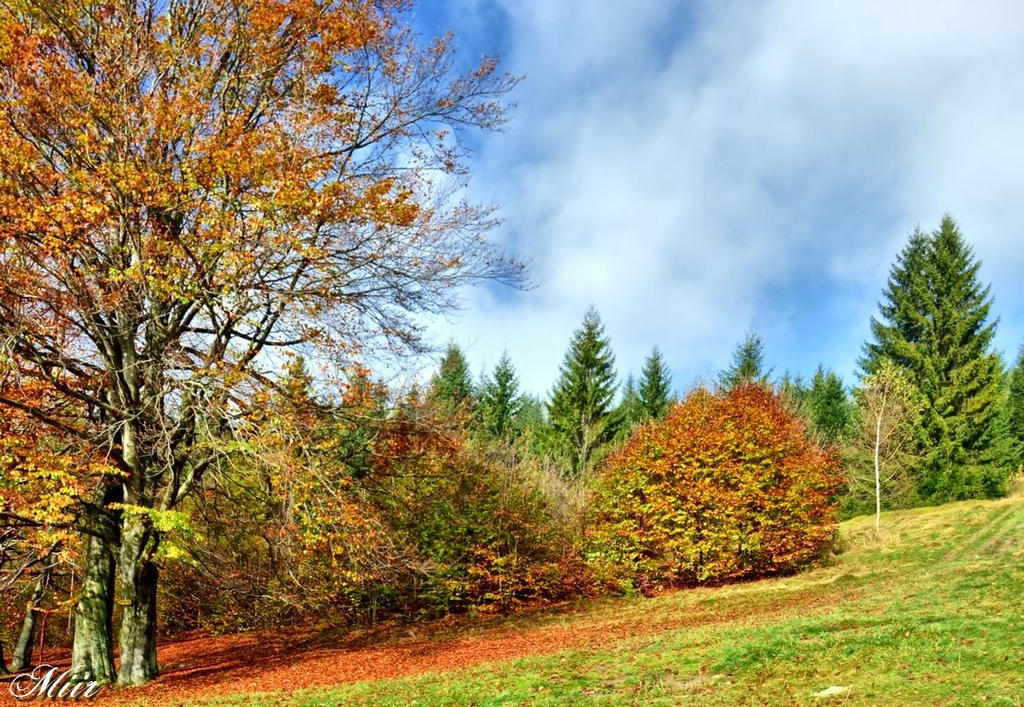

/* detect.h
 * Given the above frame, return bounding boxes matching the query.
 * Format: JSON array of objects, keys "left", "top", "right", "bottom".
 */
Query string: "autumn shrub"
[
  {"left": 585, "top": 384, "right": 843, "bottom": 594},
  {"left": 160, "top": 393, "right": 587, "bottom": 634},
  {"left": 363, "top": 406, "right": 587, "bottom": 616}
]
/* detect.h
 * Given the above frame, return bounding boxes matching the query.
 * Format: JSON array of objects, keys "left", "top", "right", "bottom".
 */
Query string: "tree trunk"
[
  {"left": 10, "top": 571, "right": 48, "bottom": 672},
  {"left": 874, "top": 415, "right": 882, "bottom": 532},
  {"left": 0, "top": 641, "right": 8, "bottom": 675},
  {"left": 117, "top": 516, "right": 159, "bottom": 686},
  {"left": 70, "top": 533, "right": 118, "bottom": 684},
  {"left": 874, "top": 394, "right": 886, "bottom": 533}
]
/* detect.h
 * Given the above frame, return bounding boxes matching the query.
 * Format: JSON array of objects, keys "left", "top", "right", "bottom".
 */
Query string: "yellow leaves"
[
  {"left": 109, "top": 504, "right": 196, "bottom": 536},
  {"left": 0, "top": 377, "right": 118, "bottom": 530}
]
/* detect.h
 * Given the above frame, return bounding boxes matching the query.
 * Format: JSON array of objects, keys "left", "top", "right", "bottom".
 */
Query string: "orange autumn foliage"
[
  {"left": 0, "top": 0, "right": 521, "bottom": 535},
  {"left": 160, "top": 383, "right": 584, "bottom": 635},
  {"left": 586, "top": 384, "right": 843, "bottom": 593},
  {"left": 0, "top": 1, "right": 520, "bottom": 680}
]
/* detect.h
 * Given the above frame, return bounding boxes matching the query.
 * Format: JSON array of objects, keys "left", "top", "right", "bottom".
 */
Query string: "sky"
[{"left": 408, "top": 0, "right": 1024, "bottom": 397}]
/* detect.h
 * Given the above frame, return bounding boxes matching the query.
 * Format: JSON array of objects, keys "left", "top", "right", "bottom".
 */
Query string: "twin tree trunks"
[
  {"left": 117, "top": 518, "right": 159, "bottom": 686},
  {"left": 69, "top": 501, "right": 159, "bottom": 685}
]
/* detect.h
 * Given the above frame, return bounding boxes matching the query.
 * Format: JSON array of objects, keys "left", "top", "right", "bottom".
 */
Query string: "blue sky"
[{"left": 409, "top": 0, "right": 1024, "bottom": 397}]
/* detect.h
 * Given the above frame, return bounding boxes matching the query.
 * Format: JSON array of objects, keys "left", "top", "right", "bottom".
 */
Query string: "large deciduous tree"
[{"left": 0, "top": 0, "right": 519, "bottom": 685}]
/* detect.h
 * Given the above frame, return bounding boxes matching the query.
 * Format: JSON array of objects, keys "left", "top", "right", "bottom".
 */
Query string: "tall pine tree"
[
  {"left": 613, "top": 374, "right": 644, "bottom": 439},
  {"left": 638, "top": 347, "right": 673, "bottom": 420},
  {"left": 477, "top": 352, "right": 524, "bottom": 439},
  {"left": 430, "top": 343, "right": 474, "bottom": 414},
  {"left": 861, "top": 215, "right": 1003, "bottom": 500},
  {"left": 719, "top": 332, "right": 771, "bottom": 390},
  {"left": 516, "top": 394, "right": 550, "bottom": 458},
  {"left": 548, "top": 307, "right": 618, "bottom": 476},
  {"left": 776, "top": 372, "right": 811, "bottom": 420},
  {"left": 861, "top": 228, "right": 932, "bottom": 376}
]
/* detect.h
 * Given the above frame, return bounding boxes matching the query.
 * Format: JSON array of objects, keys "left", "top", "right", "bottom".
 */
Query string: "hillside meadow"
[{"left": 72, "top": 497, "right": 1022, "bottom": 707}]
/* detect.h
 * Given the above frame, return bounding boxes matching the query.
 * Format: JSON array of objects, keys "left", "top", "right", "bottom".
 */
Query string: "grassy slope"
[{"left": 212, "top": 498, "right": 1024, "bottom": 706}]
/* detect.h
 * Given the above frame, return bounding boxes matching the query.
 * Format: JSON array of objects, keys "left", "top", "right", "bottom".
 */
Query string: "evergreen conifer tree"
[
  {"left": 283, "top": 356, "right": 315, "bottom": 401},
  {"left": 861, "top": 228, "right": 932, "bottom": 376},
  {"left": 776, "top": 372, "right": 810, "bottom": 420},
  {"left": 861, "top": 215, "right": 1003, "bottom": 500},
  {"left": 478, "top": 352, "right": 524, "bottom": 439},
  {"left": 516, "top": 394, "right": 550, "bottom": 457},
  {"left": 998, "top": 345, "right": 1024, "bottom": 477},
  {"left": 808, "top": 366, "right": 853, "bottom": 443},
  {"left": 548, "top": 307, "right": 618, "bottom": 476},
  {"left": 613, "top": 374, "right": 644, "bottom": 439},
  {"left": 638, "top": 347, "right": 673, "bottom": 420},
  {"left": 430, "top": 343, "right": 474, "bottom": 414},
  {"left": 719, "top": 332, "right": 771, "bottom": 390}
]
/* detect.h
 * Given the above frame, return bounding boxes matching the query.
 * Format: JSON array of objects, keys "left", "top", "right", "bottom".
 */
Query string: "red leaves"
[{"left": 587, "top": 384, "right": 844, "bottom": 593}]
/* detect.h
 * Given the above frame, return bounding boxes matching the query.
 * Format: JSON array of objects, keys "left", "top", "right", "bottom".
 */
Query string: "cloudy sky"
[{"left": 410, "top": 0, "right": 1024, "bottom": 397}]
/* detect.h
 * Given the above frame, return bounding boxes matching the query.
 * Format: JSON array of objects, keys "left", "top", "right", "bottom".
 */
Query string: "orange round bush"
[{"left": 586, "top": 384, "right": 843, "bottom": 592}]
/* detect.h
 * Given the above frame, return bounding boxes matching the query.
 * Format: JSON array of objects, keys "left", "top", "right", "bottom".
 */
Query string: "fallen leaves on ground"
[{"left": 0, "top": 583, "right": 851, "bottom": 706}]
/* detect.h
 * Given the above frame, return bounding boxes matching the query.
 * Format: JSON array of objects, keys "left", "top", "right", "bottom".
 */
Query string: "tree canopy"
[{"left": 0, "top": 0, "right": 519, "bottom": 685}]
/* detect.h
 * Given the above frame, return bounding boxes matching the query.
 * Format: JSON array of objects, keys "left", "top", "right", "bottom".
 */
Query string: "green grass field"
[{"left": 209, "top": 498, "right": 1024, "bottom": 706}]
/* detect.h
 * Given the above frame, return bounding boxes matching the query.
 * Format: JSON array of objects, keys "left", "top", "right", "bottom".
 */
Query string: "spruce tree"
[
  {"left": 430, "top": 343, "right": 474, "bottom": 413},
  {"left": 638, "top": 347, "right": 673, "bottom": 420},
  {"left": 548, "top": 307, "right": 618, "bottom": 476},
  {"left": 613, "top": 374, "right": 644, "bottom": 439},
  {"left": 861, "top": 215, "right": 1003, "bottom": 500},
  {"left": 807, "top": 366, "right": 853, "bottom": 443},
  {"left": 861, "top": 228, "right": 932, "bottom": 376},
  {"left": 998, "top": 345, "right": 1024, "bottom": 477},
  {"left": 719, "top": 332, "right": 771, "bottom": 390},
  {"left": 478, "top": 352, "right": 524, "bottom": 439},
  {"left": 283, "top": 356, "right": 315, "bottom": 401}
]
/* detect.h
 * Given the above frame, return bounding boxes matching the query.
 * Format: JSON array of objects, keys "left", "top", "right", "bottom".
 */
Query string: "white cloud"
[{"left": 427, "top": 0, "right": 1024, "bottom": 395}]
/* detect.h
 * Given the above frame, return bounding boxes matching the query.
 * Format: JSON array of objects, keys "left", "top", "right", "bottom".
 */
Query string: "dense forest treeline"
[{"left": 429, "top": 215, "right": 1021, "bottom": 514}]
